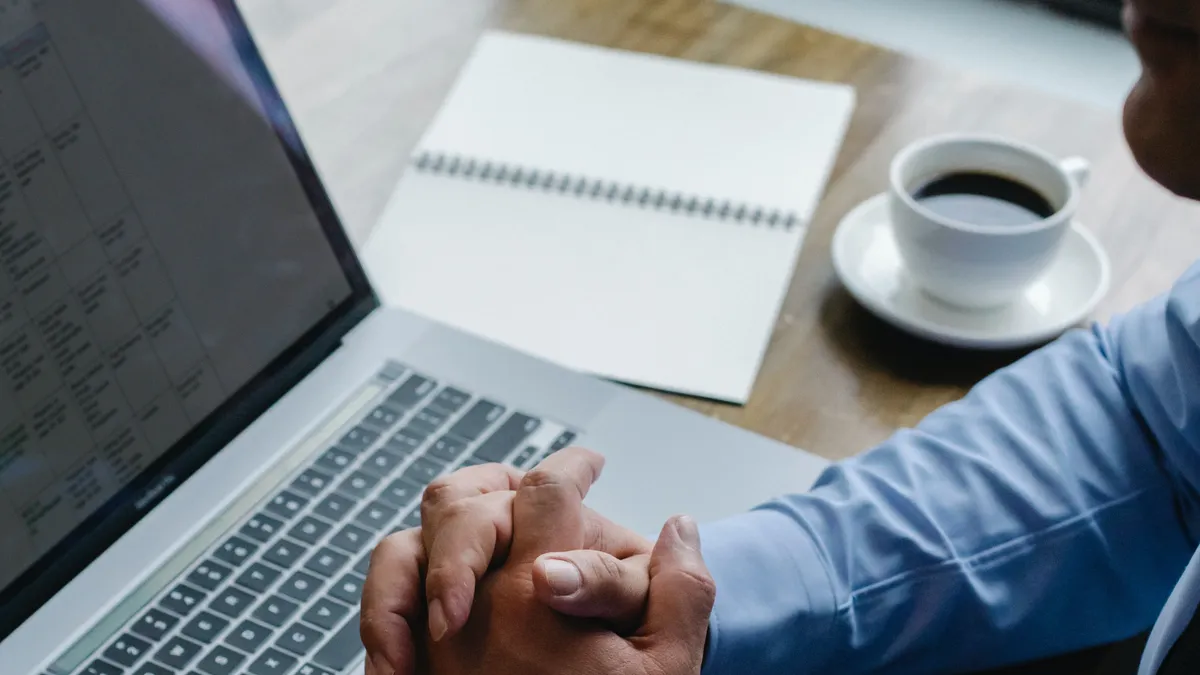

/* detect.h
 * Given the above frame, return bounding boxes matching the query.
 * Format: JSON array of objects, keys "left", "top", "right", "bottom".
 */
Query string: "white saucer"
[{"left": 831, "top": 194, "right": 1111, "bottom": 350}]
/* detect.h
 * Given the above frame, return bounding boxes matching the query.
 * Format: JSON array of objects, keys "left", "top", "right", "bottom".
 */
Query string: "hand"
[
  {"left": 423, "top": 457, "right": 715, "bottom": 675},
  {"left": 361, "top": 449, "right": 655, "bottom": 675}
]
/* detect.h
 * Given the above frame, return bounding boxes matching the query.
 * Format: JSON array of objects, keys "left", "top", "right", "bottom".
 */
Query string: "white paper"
[
  {"left": 418, "top": 32, "right": 855, "bottom": 221},
  {"left": 366, "top": 32, "right": 855, "bottom": 402}
]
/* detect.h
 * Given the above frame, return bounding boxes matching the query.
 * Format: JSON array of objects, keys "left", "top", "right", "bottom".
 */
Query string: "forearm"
[{"left": 702, "top": 308, "right": 1200, "bottom": 674}]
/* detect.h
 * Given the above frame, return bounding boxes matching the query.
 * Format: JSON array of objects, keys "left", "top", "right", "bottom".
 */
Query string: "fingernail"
[
  {"left": 673, "top": 515, "right": 700, "bottom": 551},
  {"left": 429, "top": 598, "right": 449, "bottom": 642},
  {"left": 371, "top": 652, "right": 394, "bottom": 675},
  {"left": 541, "top": 559, "right": 583, "bottom": 596}
]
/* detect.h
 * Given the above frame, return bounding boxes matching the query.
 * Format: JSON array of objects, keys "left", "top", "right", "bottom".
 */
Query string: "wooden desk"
[{"left": 238, "top": 0, "right": 1200, "bottom": 671}]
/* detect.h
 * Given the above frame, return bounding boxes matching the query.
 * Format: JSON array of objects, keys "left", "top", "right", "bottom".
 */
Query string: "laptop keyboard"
[{"left": 77, "top": 364, "right": 577, "bottom": 675}]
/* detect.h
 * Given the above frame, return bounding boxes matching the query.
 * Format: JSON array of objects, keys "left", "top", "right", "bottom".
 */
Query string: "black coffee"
[{"left": 911, "top": 172, "right": 1055, "bottom": 227}]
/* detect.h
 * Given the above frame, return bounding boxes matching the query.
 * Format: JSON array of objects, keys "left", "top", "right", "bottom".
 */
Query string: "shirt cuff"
[{"left": 699, "top": 506, "right": 839, "bottom": 675}]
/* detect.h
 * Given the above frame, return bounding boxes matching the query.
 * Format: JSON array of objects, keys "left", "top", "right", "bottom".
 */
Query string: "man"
[{"left": 362, "top": 1, "right": 1200, "bottom": 672}]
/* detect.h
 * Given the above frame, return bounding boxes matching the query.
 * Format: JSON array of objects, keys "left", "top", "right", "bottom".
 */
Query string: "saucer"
[{"left": 831, "top": 194, "right": 1111, "bottom": 350}]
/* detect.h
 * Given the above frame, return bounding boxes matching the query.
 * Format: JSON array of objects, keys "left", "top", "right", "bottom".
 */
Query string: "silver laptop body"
[{"left": 0, "top": 2, "right": 828, "bottom": 674}]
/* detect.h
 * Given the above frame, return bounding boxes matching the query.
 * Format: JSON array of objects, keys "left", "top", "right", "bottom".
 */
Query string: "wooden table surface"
[{"left": 237, "top": 0, "right": 1200, "bottom": 671}]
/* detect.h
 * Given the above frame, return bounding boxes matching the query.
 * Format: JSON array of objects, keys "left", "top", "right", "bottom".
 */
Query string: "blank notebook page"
[{"left": 365, "top": 32, "right": 855, "bottom": 402}]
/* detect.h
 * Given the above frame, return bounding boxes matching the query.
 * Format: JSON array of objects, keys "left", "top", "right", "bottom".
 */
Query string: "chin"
[{"left": 1123, "top": 75, "right": 1200, "bottom": 199}]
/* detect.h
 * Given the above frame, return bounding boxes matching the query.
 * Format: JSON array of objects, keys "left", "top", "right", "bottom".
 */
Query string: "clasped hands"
[{"left": 360, "top": 448, "right": 714, "bottom": 675}]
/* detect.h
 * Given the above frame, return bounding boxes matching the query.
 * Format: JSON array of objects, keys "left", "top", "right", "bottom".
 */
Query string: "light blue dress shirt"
[{"left": 699, "top": 263, "right": 1200, "bottom": 674}]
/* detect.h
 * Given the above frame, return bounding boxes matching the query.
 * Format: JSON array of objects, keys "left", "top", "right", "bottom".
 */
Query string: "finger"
[
  {"left": 424, "top": 490, "right": 516, "bottom": 641},
  {"left": 360, "top": 529, "right": 426, "bottom": 675},
  {"left": 419, "top": 463, "right": 522, "bottom": 636},
  {"left": 533, "top": 551, "right": 650, "bottom": 631},
  {"left": 421, "top": 463, "right": 524, "bottom": 512},
  {"left": 583, "top": 508, "right": 652, "bottom": 560},
  {"left": 425, "top": 497, "right": 646, "bottom": 643},
  {"left": 365, "top": 652, "right": 390, "bottom": 675},
  {"left": 510, "top": 447, "right": 605, "bottom": 562},
  {"left": 639, "top": 516, "right": 716, "bottom": 667}
]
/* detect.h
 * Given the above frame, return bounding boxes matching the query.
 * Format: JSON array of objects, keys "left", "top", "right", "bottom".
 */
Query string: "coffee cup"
[{"left": 888, "top": 134, "right": 1090, "bottom": 310}]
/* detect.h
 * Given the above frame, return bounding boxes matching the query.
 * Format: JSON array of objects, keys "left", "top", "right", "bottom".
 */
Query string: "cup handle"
[{"left": 1060, "top": 156, "right": 1091, "bottom": 188}]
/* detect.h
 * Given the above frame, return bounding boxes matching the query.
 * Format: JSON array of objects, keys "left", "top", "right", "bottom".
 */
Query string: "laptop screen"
[{"left": 0, "top": 0, "right": 374, "bottom": 635}]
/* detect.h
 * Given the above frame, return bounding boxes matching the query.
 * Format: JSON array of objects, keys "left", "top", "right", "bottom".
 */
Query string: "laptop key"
[
  {"left": 297, "top": 665, "right": 336, "bottom": 675},
  {"left": 355, "top": 499, "right": 399, "bottom": 531},
  {"left": 263, "top": 539, "right": 305, "bottom": 569},
  {"left": 448, "top": 400, "right": 505, "bottom": 441},
  {"left": 312, "top": 614, "right": 364, "bottom": 671},
  {"left": 236, "top": 562, "right": 282, "bottom": 593},
  {"left": 131, "top": 664, "right": 172, "bottom": 675},
  {"left": 354, "top": 553, "right": 372, "bottom": 576},
  {"left": 315, "top": 447, "right": 356, "bottom": 475},
  {"left": 211, "top": 586, "right": 255, "bottom": 619},
  {"left": 428, "top": 386, "right": 470, "bottom": 415},
  {"left": 303, "top": 597, "right": 350, "bottom": 630},
  {"left": 240, "top": 513, "right": 285, "bottom": 543},
  {"left": 378, "top": 478, "right": 423, "bottom": 510},
  {"left": 291, "top": 468, "right": 334, "bottom": 497},
  {"left": 104, "top": 633, "right": 151, "bottom": 667},
  {"left": 279, "top": 571, "right": 323, "bottom": 603},
  {"left": 227, "top": 619, "right": 274, "bottom": 653},
  {"left": 336, "top": 470, "right": 379, "bottom": 500},
  {"left": 402, "top": 457, "right": 443, "bottom": 486},
  {"left": 182, "top": 611, "right": 229, "bottom": 643},
  {"left": 313, "top": 493, "right": 355, "bottom": 523},
  {"left": 385, "top": 428, "right": 425, "bottom": 455},
  {"left": 187, "top": 559, "right": 234, "bottom": 591},
  {"left": 252, "top": 595, "right": 299, "bottom": 628},
  {"left": 289, "top": 515, "right": 333, "bottom": 546},
  {"left": 83, "top": 661, "right": 124, "bottom": 675},
  {"left": 549, "top": 430, "right": 578, "bottom": 453},
  {"left": 329, "top": 523, "right": 372, "bottom": 554},
  {"left": 401, "top": 509, "right": 421, "bottom": 529},
  {"left": 386, "top": 374, "right": 436, "bottom": 410},
  {"left": 161, "top": 584, "right": 206, "bottom": 617},
  {"left": 361, "top": 405, "right": 402, "bottom": 432},
  {"left": 248, "top": 648, "right": 297, "bottom": 675},
  {"left": 328, "top": 573, "right": 365, "bottom": 605},
  {"left": 132, "top": 608, "right": 178, "bottom": 641},
  {"left": 304, "top": 547, "right": 350, "bottom": 578},
  {"left": 461, "top": 457, "right": 486, "bottom": 467},
  {"left": 472, "top": 414, "right": 541, "bottom": 463},
  {"left": 213, "top": 535, "right": 258, "bottom": 568},
  {"left": 195, "top": 645, "right": 245, "bottom": 675},
  {"left": 400, "top": 425, "right": 431, "bottom": 442},
  {"left": 265, "top": 490, "right": 308, "bottom": 521},
  {"left": 512, "top": 445, "right": 539, "bottom": 468},
  {"left": 338, "top": 426, "right": 379, "bottom": 453},
  {"left": 394, "top": 424, "right": 430, "bottom": 444},
  {"left": 154, "top": 635, "right": 203, "bottom": 669},
  {"left": 361, "top": 447, "right": 406, "bottom": 478},
  {"left": 407, "top": 407, "right": 449, "bottom": 435},
  {"left": 428, "top": 436, "right": 468, "bottom": 463},
  {"left": 276, "top": 622, "right": 323, "bottom": 656},
  {"left": 377, "top": 362, "right": 408, "bottom": 382}
]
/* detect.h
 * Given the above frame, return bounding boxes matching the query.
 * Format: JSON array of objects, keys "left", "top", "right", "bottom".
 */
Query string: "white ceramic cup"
[{"left": 888, "top": 134, "right": 1090, "bottom": 310}]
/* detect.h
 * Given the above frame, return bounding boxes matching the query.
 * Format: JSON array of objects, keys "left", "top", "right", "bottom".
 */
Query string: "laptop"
[{"left": 0, "top": 2, "right": 829, "bottom": 675}]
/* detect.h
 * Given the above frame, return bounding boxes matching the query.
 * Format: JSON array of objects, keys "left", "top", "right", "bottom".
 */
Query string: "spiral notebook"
[{"left": 364, "top": 32, "right": 855, "bottom": 402}]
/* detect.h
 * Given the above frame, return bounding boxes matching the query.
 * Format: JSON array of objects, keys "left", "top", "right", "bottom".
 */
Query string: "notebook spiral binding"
[{"left": 410, "top": 151, "right": 802, "bottom": 231}]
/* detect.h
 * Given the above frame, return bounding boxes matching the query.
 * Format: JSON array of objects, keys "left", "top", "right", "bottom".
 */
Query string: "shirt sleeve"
[{"left": 700, "top": 266, "right": 1200, "bottom": 675}]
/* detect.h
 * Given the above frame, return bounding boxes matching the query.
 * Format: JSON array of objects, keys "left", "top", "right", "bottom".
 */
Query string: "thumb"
[
  {"left": 532, "top": 551, "right": 651, "bottom": 631},
  {"left": 640, "top": 515, "right": 716, "bottom": 669}
]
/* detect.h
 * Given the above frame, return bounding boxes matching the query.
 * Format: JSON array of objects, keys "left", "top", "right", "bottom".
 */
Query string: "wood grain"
[{"left": 236, "top": 0, "right": 1200, "bottom": 671}]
